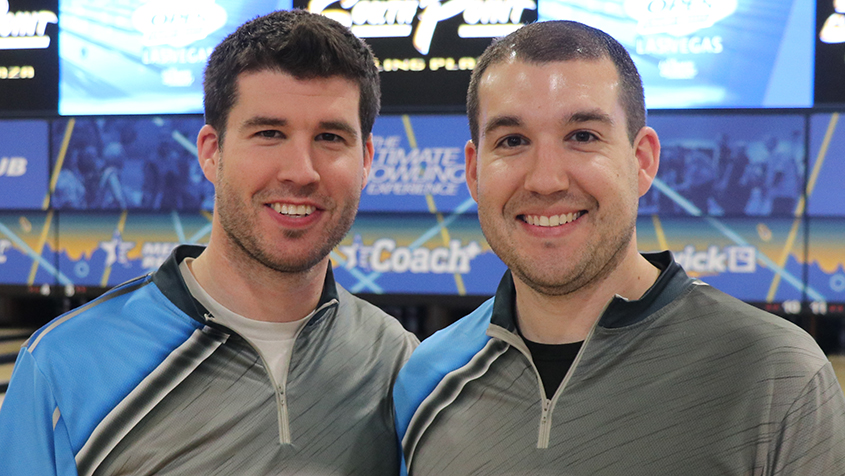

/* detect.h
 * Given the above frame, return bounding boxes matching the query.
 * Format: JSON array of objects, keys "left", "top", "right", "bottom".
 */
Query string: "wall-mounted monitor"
[
  {"left": 0, "top": 119, "right": 50, "bottom": 210},
  {"left": 363, "top": 114, "right": 474, "bottom": 213},
  {"left": 807, "top": 113, "right": 845, "bottom": 217},
  {"left": 816, "top": 0, "right": 845, "bottom": 105},
  {"left": 640, "top": 112, "right": 806, "bottom": 217},
  {"left": 637, "top": 216, "right": 808, "bottom": 308},
  {"left": 50, "top": 116, "right": 210, "bottom": 210},
  {"left": 807, "top": 217, "right": 845, "bottom": 316},
  {"left": 334, "top": 212, "right": 503, "bottom": 295},
  {"left": 57, "top": 0, "right": 292, "bottom": 116},
  {"left": 55, "top": 211, "right": 211, "bottom": 287},
  {"left": 0, "top": 211, "right": 58, "bottom": 287},
  {"left": 301, "top": 0, "right": 538, "bottom": 112},
  {"left": 0, "top": 0, "right": 59, "bottom": 115},
  {"left": 539, "top": 0, "right": 815, "bottom": 109}
]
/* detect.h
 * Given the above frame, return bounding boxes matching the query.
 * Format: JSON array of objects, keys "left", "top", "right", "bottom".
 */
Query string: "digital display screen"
[
  {"left": 0, "top": 0, "right": 59, "bottom": 115},
  {"left": 364, "top": 114, "right": 474, "bottom": 213},
  {"left": 50, "top": 116, "right": 211, "bottom": 210},
  {"left": 638, "top": 216, "right": 806, "bottom": 304},
  {"left": 301, "top": 0, "right": 538, "bottom": 112},
  {"left": 0, "top": 119, "right": 50, "bottom": 210},
  {"left": 807, "top": 217, "right": 845, "bottom": 315},
  {"left": 815, "top": 0, "right": 845, "bottom": 104},
  {"left": 0, "top": 211, "right": 59, "bottom": 287},
  {"left": 38, "top": 112, "right": 820, "bottom": 219},
  {"left": 334, "top": 212, "right": 502, "bottom": 296},
  {"left": 57, "top": 0, "right": 292, "bottom": 116},
  {"left": 539, "top": 0, "right": 814, "bottom": 109},
  {"left": 55, "top": 211, "right": 210, "bottom": 287},
  {"left": 807, "top": 113, "right": 845, "bottom": 216},
  {"left": 641, "top": 112, "right": 806, "bottom": 217},
  {"left": 0, "top": 111, "right": 840, "bottom": 317}
]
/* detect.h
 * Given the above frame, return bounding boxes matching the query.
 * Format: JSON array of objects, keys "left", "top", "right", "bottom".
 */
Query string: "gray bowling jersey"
[
  {"left": 0, "top": 245, "right": 418, "bottom": 476},
  {"left": 394, "top": 252, "right": 845, "bottom": 476}
]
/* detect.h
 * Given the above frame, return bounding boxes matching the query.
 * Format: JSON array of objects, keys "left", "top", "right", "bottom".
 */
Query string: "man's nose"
[
  {"left": 277, "top": 139, "right": 321, "bottom": 185},
  {"left": 523, "top": 141, "right": 571, "bottom": 195}
]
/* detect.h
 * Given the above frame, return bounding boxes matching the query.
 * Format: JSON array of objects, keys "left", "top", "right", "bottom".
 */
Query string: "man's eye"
[
  {"left": 571, "top": 131, "right": 596, "bottom": 142},
  {"left": 317, "top": 133, "right": 343, "bottom": 142},
  {"left": 498, "top": 136, "right": 526, "bottom": 148},
  {"left": 257, "top": 130, "right": 282, "bottom": 139}
]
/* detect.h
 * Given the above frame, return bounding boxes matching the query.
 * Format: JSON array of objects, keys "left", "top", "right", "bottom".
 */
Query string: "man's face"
[
  {"left": 198, "top": 69, "right": 373, "bottom": 273},
  {"left": 466, "top": 58, "right": 658, "bottom": 295}
]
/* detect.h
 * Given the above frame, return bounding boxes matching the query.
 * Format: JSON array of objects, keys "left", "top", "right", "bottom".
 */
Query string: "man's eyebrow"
[
  {"left": 239, "top": 117, "right": 359, "bottom": 138},
  {"left": 318, "top": 120, "right": 359, "bottom": 138},
  {"left": 482, "top": 115, "right": 523, "bottom": 138},
  {"left": 565, "top": 109, "right": 615, "bottom": 127},
  {"left": 241, "top": 116, "right": 287, "bottom": 130}
]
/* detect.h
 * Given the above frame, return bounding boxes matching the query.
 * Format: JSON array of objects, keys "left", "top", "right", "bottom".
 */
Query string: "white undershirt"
[{"left": 179, "top": 258, "right": 310, "bottom": 385}]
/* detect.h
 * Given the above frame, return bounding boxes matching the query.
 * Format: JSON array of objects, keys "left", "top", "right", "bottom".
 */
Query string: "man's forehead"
[
  {"left": 231, "top": 71, "right": 361, "bottom": 121},
  {"left": 476, "top": 58, "right": 622, "bottom": 124},
  {"left": 479, "top": 56, "right": 617, "bottom": 85}
]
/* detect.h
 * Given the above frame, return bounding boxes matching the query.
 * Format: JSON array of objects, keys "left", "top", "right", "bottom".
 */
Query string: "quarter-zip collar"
[
  {"left": 152, "top": 244, "right": 340, "bottom": 328},
  {"left": 487, "top": 251, "right": 694, "bottom": 335}
]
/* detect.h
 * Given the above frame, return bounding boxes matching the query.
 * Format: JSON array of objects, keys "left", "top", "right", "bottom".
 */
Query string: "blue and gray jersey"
[
  {"left": 395, "top": 252, "right": 845, "bottom": 476},
  {"left": 0, "top": 245, "right": 418, "bottom": 476}
]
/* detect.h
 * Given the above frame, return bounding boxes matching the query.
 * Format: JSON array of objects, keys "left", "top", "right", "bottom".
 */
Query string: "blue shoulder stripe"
[
  {"left": 27, "top": 276, "right": 150, "bottom": 351},
  {"left": 393, "top": 297, "right": 495, "bottom": 441}
]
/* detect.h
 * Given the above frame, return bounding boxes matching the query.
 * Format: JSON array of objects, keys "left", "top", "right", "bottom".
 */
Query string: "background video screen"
[
  {"left": 641, "top": 112, "right": 807, "bottom": 217},
  {"left": 539, "top": 0, "right": 815, "bottom": 109},
  {"left": 815, "top": 0, "right": 845, "bottom": 104},
  {"left": 58, "top": 0, "right": 292, "bottom": 115},
  {"left": 300, "top": 0, "right": 537, "bottom": 112},
  {"left": 49, "top": 116, "right": 210, "bottom": 210},
  {"left": 0, "top": 0, "right": 59, "bottom": 114},
  {"left": 0, "top": 120, "right": 50, "bottom": 210},
  {"left": 807, "top": 113, "right": 845, "bottom": 217}
]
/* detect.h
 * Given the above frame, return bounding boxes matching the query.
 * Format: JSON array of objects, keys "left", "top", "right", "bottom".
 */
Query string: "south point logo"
[
  {"left": 0, "top": 0, "right": 57, "bottom": 49},
  {"left": 309, "top": 0, "right": 536, "bottom": 55}
]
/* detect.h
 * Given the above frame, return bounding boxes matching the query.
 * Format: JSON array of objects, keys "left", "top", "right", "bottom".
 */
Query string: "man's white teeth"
[
  {"left": 524, "top": 211, "right": 582, "bottom": 227},
  {"left": 271, "top": 203, "right": 315, "bottom": 216}
]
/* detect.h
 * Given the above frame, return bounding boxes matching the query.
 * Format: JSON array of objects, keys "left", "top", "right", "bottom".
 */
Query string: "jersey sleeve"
[
  {"left": 771, "top": 361, "right": 845, "bottom": 475},
  {"left": 0, "top": 348, "right": 76, "bottom": 476}
]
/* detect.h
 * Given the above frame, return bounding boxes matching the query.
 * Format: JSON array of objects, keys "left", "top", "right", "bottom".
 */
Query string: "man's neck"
[
  {"left": 189, "top": 238, "right": 326, "bottom": 324},
  {"left": 515, "top": 252, "right": 660, "bottom": 344}
]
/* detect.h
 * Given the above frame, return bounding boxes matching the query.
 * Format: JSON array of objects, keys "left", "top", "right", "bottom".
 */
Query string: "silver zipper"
[
  {"left": 489, "top": 298, "right": 609, "bottom": 449},
  {"left": 204, "top": 299, "right": 338, "bottom": 445}
]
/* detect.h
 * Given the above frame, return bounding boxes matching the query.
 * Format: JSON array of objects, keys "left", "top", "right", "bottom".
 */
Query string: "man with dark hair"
[
  {"left": 0, "top": 10, "right": 417, "bottom": 476},
  {"left": 394, "top": 20, "right": 845, "bottom": 475}
]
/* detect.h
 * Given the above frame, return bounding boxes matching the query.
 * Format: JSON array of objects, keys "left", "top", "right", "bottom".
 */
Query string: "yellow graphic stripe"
[
  {"left": 766, "top": 113, "right": 838, "bottom": 302},
  {"left": 100, "top": 210, "right": 129, "bottom": 288},
  {"left": 27, "top": 210, "right": 54, "bottom": 285},
  {"left": 43, "top": 119, "right": 76, "bottom": 209},
  {"left": 403, "top": 115, "right": 467, "bottom": 295},
  {"left": 201, "top": 209, "right": 213, "bottom": 222},
  {"left": 651, "top": 215, "right": 669, "bottom": 252}
]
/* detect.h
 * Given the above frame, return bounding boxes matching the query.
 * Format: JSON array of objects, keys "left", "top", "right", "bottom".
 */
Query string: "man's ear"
[
  {"left": 362, "top": 133, "right": 374, "bottom": 190},
  {"left": 633, "top": 126, "right": 660, "bottom": 197},
  {"left": 197, "top": 124, "right": 221, "bottom": 184},
  {"left": 464, "top": 139, "right": 479, "bottom": 202}
]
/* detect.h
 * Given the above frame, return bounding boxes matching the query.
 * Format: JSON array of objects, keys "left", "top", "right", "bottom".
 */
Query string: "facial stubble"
[
  {"left": 478, "top": 195, "right": 638, "bottom": 297},
  {"left": 214, "top": 154, "right": 360, "bottom": 275}
]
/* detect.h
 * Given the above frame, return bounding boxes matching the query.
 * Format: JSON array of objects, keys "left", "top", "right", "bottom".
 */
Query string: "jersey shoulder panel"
[{"left": 394, "top": 298, "right": 496, "bottom": 439}]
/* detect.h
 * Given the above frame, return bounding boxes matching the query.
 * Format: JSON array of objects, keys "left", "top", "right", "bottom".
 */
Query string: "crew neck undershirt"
[
  {"left": 521, "top": 337, "right": 584, "bottom": 400},
  {"left": 179, "top": 258, "right": 311, "bottom": 385}
]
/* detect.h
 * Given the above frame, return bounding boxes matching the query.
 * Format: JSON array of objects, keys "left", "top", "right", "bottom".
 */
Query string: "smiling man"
[
  {"left": 0, "top": 10, "right": 417, "bottom": 476},
  {"left": 393, "top": 21, "right": 845, "bottom": 475}
]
